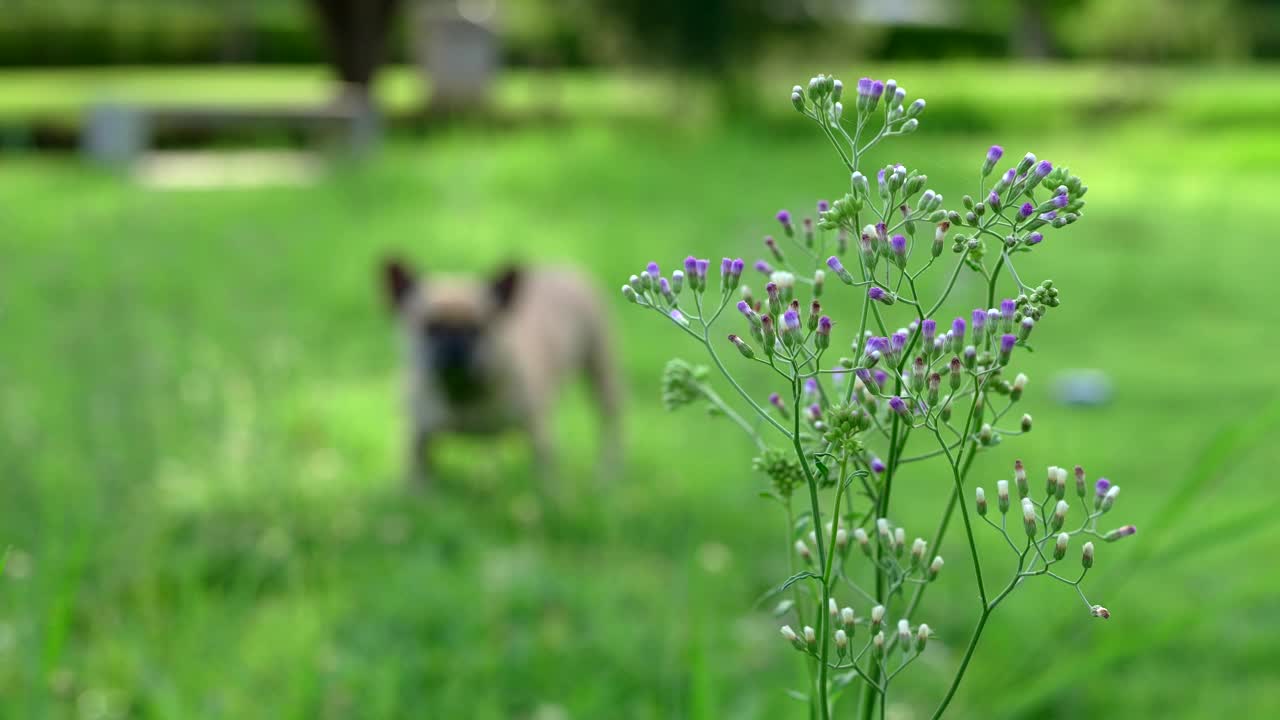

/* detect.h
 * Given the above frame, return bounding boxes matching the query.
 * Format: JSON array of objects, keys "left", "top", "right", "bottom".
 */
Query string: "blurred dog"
[{"left": 382, "top": 259, "right": 622, "bottom": 488}]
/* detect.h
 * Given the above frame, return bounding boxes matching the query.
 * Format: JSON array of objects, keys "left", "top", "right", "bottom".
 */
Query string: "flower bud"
[
  {"left": 1019, "top": 317, "right": 1035, "bottom": 343},
  {"left": 1053, "top": 466, "right": 1067, "bottom": 500},
  {"left": 1017, "top": 152, "right": 1036, "bottom": 175},
  {"left": 890, "top": 234, "right": 908, "bottom": 267},
  {"left": 835, "top": 628, "right": 849, "bottom": 657},
  {"left": 897, "top": 619, "right": 911, "bottom": 649},
  {"left": 829, "top": 597, "right": 839, "bottom": 622},
  {"left": 975, "top": 487, "right": 988, "bottom": 516},
  {"left": 782, "top": 624, "right": 805, "bottom": 650},
  {"left": 1051, "top": 500, "right": 1069, "bottom": 531},
  {"left": 999, "top": 333, "right": 1016, "bottom": 365},
  {"left": 670, "top": 269, "right": 684, "bottom": 295},
  {"left": 621, "top": 285, "right": 639, "bottom": 304},
  {"left": 826, "top": 256, "right": 855, "bottom": 285},
  {"left": 889, "top": 395, "right": 910, "bottom": 419},
  {"left": 1014, "top": 460, "right": 1028, "bottom": 499},
  {"left": 1054, "top": 532, "right": 1069, "bottom": 560},
  {"left": 1021, "top": 497, "right": 1037, "bottom": 537},
  {"left": 803, "top": 625, "right": 818, "bottom": 651},
  {"left": 1010, "top": 373, "right": 1027, "bottom": 402},
  {"left": 841, "top": 607, "right": 856, "bottom": 632},
  {"left": 791, "top": 87, "right": 805, "bottom": 112},
  {"left": 727, "top": 334, "right": 755, "bottom": 359},
  {"left": 911, "top": 538, "right": 927, "bottom": 567},
  {"left": 1104, "top": 525, "right": 1137, "bottom": 542},
  {"left": 893, "top": 527, "right": 906, "bottom": 557},
  {"left": 1074, "top": 465, "right": 1087, "bottom": 498},
  {"left": 1082, "top": 541, "right": 1095, "bottom": 569},
  {"left": 916, "top": 623, "right": 930, "bottom": 652},
  {"left": 1101, "top": 485, "right": 1120, "bottom": 513},
  {"left": 982, "top": 145, "right": 1004, "bottom": 177},
  {"left": 795, "top": 539, "right": 812, "bottom": 564},
  {"left": 872, "top": 631, "right": 885, "bottom": 658},
  {"left": 1091, "top": 605, "right": 1110, "bottom": 619},
  {"left": 996, "top": 480, "right": 1010, "bottom": 514},
  {"left": 906, "top": 99, "right": 925, "bottom": 118},
  {"left": 812, "top": 268, "right": 826, "bottom": 298},
  {"left": 869, "top": 285, "right": 899, "bottom": 308},
  {"left": 932, "top": 221, "right": 949, "bottom": 258},
  {"left": 776, "top": 210, "right": 794, "bottom": 238},
  {"left": 870, "top": 604, "right": 885, "bottom": 631},
  {"left": 929, "top": 555, "right": 944, "bottom": 580},
  {"left": 854, "top": 527, "right": 871, "bottom": 556},
  {"left": 1021, "top": 413, "right": 1033, "bottom": 432}
]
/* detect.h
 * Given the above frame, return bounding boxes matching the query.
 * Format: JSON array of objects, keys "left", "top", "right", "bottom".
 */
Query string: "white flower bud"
[
  {"left": 834, "top": 628, "right": 849, "bottom": 656},
  {"left": 929, "top": 556, "right": 944, "bottom": 580},
  {"left": 1054, "top": 532, "right": 1069, "bottom": 560},
  {"left": 996, "top": 480, "right": 1010, "bottom": 513},
  {"left": 1014, "top": 461, "right": 1028, "bottom": 498},
  {"left": 876, "top": 517, "right": 891, "bottom": 545},
  {"left": 911, "top": 538, "right": 927, "bottom": 566},
  {"left": 870, "top": 604, "right": 885, "bottom": 630},
  {"left": 1021, "top": 497, "right": 1037, "bottom": 537},
  {"left": 795, "top": 539, "right": 812, "bottom": 564},
  {"left": 853, "top": 527, "right": 871, "bottom": 556},
  {"left": 841, "top": 607, "right": 856, "bottom": 631},
  {"left": 1045, "top": 466, "right": 1060, "bottom": 496},
  {"left": 872, "top": 631, "right": 886, "bottom": 657},
  {"left": 897, "top": 619, "right": 911, "bottom": 649},
  {"left": 1010, "top": 372, "right": 1028, "bottom": 401},
  {"left": 1101, "top": 485, "right": 1120, "bottom": 512},
  {"left": 808, "top": 530, "right": 818, "bottom": 547},
  {"left": 893, "top": 527, "right": 906, "bottom": 556},
  {"left": 803, "top": 625, "right": 817, "bottom": 649},
  {"left": 1082, "top": 541, "right": 1095, "bottom": 569},
  {"left": 781, "top": 625, "right": 797, "bottom": 642},
  {"left": 1051, "top": 500, "right": 1069, "bottom": 531},
  {"left": 916, "top": 623, "right": 930, "bottom": 652},
  {"left": 835, "top": 528, "right": 849, "bottom": 552},
  {"left": 1090, "top": 605, "right": 1110, "bottom": 619},
  {"left": 829, "top": 598, "right": 839, "bottom": 621},
  {"left": 975, "top": 486, "right": 988, "bottom": 516}
]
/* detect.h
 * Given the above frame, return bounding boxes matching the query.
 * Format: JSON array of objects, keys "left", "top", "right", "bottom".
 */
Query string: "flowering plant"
[{"left": 621, "top": 73, "right": 1135, "bottom": 718}]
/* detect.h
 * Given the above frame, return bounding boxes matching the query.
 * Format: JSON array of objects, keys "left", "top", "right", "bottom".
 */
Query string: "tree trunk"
[{"left": 308, "top": 0, "right": 402, "bottom": 102}]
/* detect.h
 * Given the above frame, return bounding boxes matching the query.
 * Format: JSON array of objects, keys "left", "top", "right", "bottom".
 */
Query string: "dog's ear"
[
  {"left": 491, "top": 265, "right": 522, "bottom": 312},
  {"left": 382, "top": 258, "right": 417, "bottom": 312}
]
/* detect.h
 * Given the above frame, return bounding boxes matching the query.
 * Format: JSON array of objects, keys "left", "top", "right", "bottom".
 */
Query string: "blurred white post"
[{"left": 411, "top": 0, "right": 500, "bottom": 113}]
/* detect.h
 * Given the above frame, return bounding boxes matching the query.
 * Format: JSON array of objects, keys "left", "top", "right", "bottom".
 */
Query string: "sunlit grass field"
[{"left": 2, "top": 64, "right": 1279, "bottom": 719}]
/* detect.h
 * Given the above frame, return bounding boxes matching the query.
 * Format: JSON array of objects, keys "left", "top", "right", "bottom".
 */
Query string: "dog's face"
[{"left": 383, "top": 259, "right": 521, "bottom": 404}]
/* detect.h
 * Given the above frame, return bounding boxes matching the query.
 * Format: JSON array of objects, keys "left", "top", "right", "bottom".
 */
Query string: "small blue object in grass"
[{"left": 1053, "top": 370, "right": 1113, "bottom": 406}]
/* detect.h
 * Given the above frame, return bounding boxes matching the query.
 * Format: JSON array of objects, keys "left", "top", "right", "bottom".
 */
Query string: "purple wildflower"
[
  {"left": 1002, "top": 168, "right": 1016, "bottom": 185},
  {"left": 1095, "top": 478, "right": 1111, "bottom": 498},
  {"left": 1040, "top": 211, "right": 1058, "bottom": 222},
  {"left": 804, "top": 378, "right": 819, "bottom": 396},
  {"left": 873, "top": 369, "right": 889, "bottom": 389},
  {"left": 972, "top": 308, "right": 987, "bottom": 332},
  {"left": 776, "top": 209, "right": 791, "bottom": 226},
  {"left": 769, "top": 392, "right": 785, "bottom": 411},
  {"left": 890, "top": 234, "right": 908, "bottom": 257},
  {"left": 1026, "top": 232, "right": 1043, "bottom": 245},
  {"left": 720, "top": 258, "right": 733, "bottom": 277},
  {"left": 987, "top": 145, "right": 1004, "bottom": 164},
  {"left": 1000, "top": 298, "right": 1017, "bottom": 320},
  {"left": 891, "top": 330, "right": 909, "bottom": 355},
  {"left": 1019, "top": 203, "right": 1035, "bottom": 219},
  {"left": 695, "top": 258, "right": 710, "bottom": 279},
  {"left": 684, "top": 256, "right": 698, "bottom": 275},
  {"left": 857, "top": 77, "right": 873, "bottom": 97},
  {"left": 952, "top": 317, "right": 966, "bottom": 341},
  {"left": 730, "top": 258, "right": 745, "bottom": 277},
  {"left": 868, "top": 286, "right": 886, "bottom": 301},
  {"left": 1053, "top": 193, "right": 1069, "bottom": 209},
  {"left": 1000, "top": 334, "right": 1017, "bottom": 353},
  {"left": 808, "top": 403, "right": 822, "bottom": 421},
  {"left": 889, "top": 395, "right": 909, "bottom": 417},
  {"left": 922, "top": 318, "right": 937, "bottom": 342},
  {"left": 817, "top": 316, "right": 832, "bottom": 335},
  {"left": 754, "top": 259, "right": 773, "bottom": 274},
  {"left": 827, "top": 256, "right": 846, "bottom": 274},
  {"left": 646, "top": 262, "right": 660, "bottom": 279},
  {"left": 782, "top": 309, "right": 801, "bottom": 331},
  {"left": 870, "top": 457, "right": 886, "bottom": 474},
  {"left": 1035, "top": 160, "right": 1053, "bottom": 178},
  {"left": 817, "top": 199, "right": 830, "bottom": 213}
]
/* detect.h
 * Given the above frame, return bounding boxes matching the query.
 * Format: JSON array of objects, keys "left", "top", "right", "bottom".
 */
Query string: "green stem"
[{"left": 790, "top": 366, "right": 831, "bottom": 720}]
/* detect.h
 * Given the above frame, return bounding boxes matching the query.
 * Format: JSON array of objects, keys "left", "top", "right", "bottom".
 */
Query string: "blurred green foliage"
[
  {"left": 0, "top": 0, "right": 1277, "bottom": 66},
  {"left": 1, "top": 62, "right": 1279, "bottom": 718}
]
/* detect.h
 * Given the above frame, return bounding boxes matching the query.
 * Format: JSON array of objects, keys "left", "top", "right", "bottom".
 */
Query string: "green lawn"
[{"left": 1, "top": 64, "right": 1279, "bottom": 719}]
